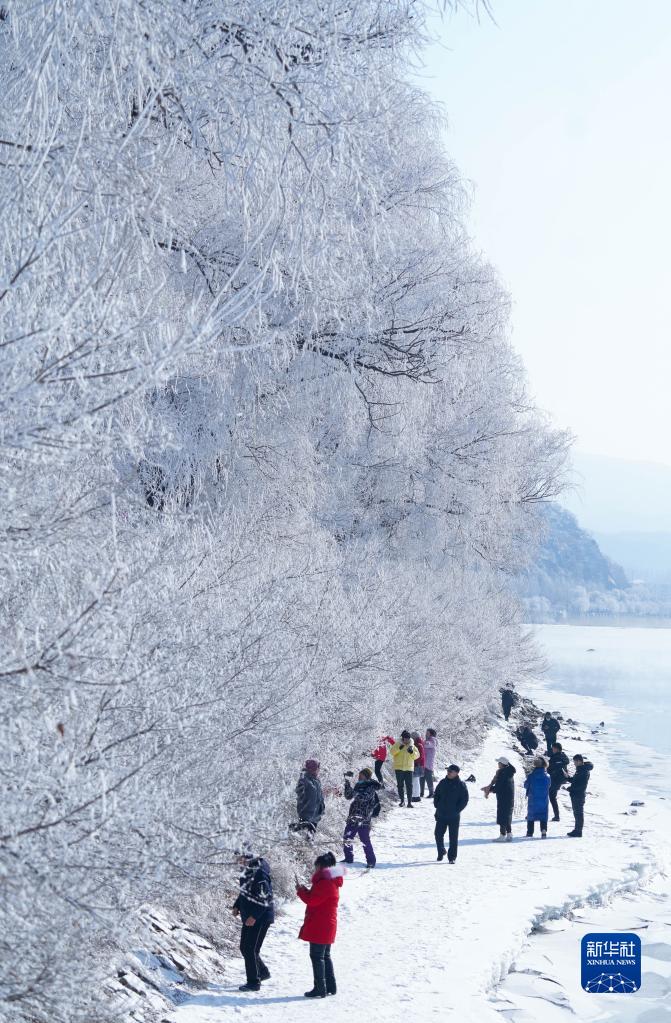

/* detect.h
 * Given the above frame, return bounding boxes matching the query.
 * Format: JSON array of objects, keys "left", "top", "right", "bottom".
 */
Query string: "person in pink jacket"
[
  {"left": 421, "top": 728, "right": 438, "bottom": 798},
  {"left": 411, "top": 732, "right": 425, "bottom": 801}
]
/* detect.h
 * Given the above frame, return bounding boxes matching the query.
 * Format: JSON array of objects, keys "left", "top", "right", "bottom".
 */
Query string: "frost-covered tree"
[{"left": 0, "top": 1, "right": 568, "bottom": 1019}]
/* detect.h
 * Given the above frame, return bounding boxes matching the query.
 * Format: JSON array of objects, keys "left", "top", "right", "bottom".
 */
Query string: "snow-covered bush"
[{"left": 0, "top": 1, "right": 568, "bottom": 1019}]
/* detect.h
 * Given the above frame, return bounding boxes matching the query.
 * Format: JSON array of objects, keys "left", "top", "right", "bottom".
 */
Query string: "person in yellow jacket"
[{"left": 389, "top": 731, "right": 420, "bottom": 808}]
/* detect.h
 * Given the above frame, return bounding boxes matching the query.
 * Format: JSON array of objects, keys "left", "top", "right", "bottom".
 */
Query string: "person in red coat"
[
  {"left": 370, "top": 735, "right": 395, "bottom": 784},
  {"left": 296, "top": 851, "right": 344, "bottom": 998}
]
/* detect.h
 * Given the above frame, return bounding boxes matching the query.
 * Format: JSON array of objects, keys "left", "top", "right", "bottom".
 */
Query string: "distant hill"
[{"left": 515, "top": 503, "right": 671, "bottom": 621}]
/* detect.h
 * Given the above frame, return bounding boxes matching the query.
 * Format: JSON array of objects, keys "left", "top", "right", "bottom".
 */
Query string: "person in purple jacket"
[
  {"left": 524, "top": 756, "right": 551, "bottom": 838},
  {"left": 421, "top": 728, "right": 438, "bottom": 798}
]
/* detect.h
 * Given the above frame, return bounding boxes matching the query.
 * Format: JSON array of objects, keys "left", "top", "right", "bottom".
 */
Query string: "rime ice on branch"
[{"left": 0, "top": 2, "right": 568, "bottom": 1020}]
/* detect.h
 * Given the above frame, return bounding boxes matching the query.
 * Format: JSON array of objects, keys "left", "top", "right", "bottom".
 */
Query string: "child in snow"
[
  {"left": 524, "top": 756, "right": 551, "bottom": 837},
  {"left": 370, "top": 735, "right": 395, "bottom": 784},
  {"left": 483, "top": 756, "right": 516, "bottom": 841},
  {"left": 296, "top": 851, "right": 343, "bottom": 998}
]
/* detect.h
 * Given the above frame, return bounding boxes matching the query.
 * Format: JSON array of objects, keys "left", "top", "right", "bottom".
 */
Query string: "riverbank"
[
  {"left": 163, "top": 679, "right": 670, "bottom": 1023},
  {"left": 494, "top": 679, "right": 671, "bottom": 1022}
]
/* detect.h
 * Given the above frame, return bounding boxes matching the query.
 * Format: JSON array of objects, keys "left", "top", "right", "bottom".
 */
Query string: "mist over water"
[{"left": 532, "top": 624, "right": 671, "bottom": 757}]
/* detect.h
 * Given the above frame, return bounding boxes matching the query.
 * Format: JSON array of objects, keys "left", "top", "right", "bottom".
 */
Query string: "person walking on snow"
[
  {"left": 421, "top": 728, "right": 438, "bottom": 797},
  {"left": 389, "top": 731, "right": 419, "bottom": 807},
  {"left": 370, "top": 735, "right": 394, "bottom": 785},
  {"left": 516, "top": 723, "right": 539, "bottom": 755},
  {"left": 567, "top": 755, "right": 594, "bottom": 837},
  {"left": 411, "top": 731, "right": 425, "bottom": 801},
  {"left": 296, "top": 760, "right": 325, "bottom": 834},
  {"left": 296, "top": 851, "right": 343, "bottom": 998},
  {"left": 524, "top": 756, "right": 551, "bottom": 838},
  {"left": 501, "top": 686, "right": 516, "bottom": 721},
  {"left": 342, "top": 767, "right": 381, "bottom": 867},
  {"left": 541, "top": 712, "right": 561, "bottom": 755},
  {"left": 433, "top": 764, "right": 469, "bottom": 863},
  {"left": 483, "top": 757, "right": 516, "bottom": 841},
  {"left": 548, "top": 742, "right": 570, "bottom": 821},
  {"left": 232, "top": 851, "right": 275, "bottom": 992}
]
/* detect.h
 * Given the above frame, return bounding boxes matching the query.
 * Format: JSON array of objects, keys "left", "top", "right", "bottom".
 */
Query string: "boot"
[
  {"left": 325, "top": 955, "right": 337, "bottom": 996},
  {"left": 492, "top": 834, "right": 506, "bottom": 842},
  {"left": 239, "top": 982, "right": 261, "bottom": 992},
  {"left": 306, "top": 955, "right": 327, "bottom": 998},
  {"left": 437, "top": 849, "right": 445, "bottom": 861},
  {"left": 505, "top": 834, "right": 513, "bottom": 842}
]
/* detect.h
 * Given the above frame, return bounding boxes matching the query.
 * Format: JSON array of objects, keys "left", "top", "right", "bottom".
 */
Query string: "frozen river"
[{"left": 533, "top": 623, "right": 671, "bottom": 757}]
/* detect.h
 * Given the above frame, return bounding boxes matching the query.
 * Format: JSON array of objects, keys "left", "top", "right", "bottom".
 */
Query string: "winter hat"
[
  {"left": 447, "top": 764, "right": 460, "bottom": 773},
  {"left": 305, "top": 759, "right": 320, "bottom": 774},
  {"left": 360, "top": 767, "right": 373, "bottom": 779},
  {"left": 497, "top": 756, "right": 510, "bottom": 766},
  {"left": 400, "top": 729, "right": 411, "bottom": 739}
]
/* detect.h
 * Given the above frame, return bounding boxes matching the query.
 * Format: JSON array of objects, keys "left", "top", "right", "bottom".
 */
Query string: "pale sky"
[{"left": 421, "top": 0, "right": 671, "bottom": 466}]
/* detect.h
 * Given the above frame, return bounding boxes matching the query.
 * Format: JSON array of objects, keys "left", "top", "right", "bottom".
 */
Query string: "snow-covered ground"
[{"left": 166, "top": 678, "right": 671, "bottom": 1023}]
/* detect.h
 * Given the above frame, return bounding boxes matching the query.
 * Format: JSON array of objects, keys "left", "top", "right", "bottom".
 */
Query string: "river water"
[{"left": 533, "top": 623, "right": 671, "bottom": 757}]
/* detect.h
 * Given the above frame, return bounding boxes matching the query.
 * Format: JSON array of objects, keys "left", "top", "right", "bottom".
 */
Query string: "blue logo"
[{"left": 581, "top": 933, "right": 641, "bottom": 993}]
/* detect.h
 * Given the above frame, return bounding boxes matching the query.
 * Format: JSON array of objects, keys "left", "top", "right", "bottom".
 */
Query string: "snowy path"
[{"left": 169, "top": 686, "right": 668, "bottom": 1023}]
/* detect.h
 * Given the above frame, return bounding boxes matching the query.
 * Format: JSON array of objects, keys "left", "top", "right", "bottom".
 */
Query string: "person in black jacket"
[
  {"left": 548, "top": 742, "right": 570, "bottom": 821},
  {"left": 342, "top": 768, "right": 382, "bottom": 867},
  {"left": 541, "top": 712, "right": 561, "bottom": 755},
  {"left": 232, "top": 852, "right": 275, "bottom": 991},
  {"left": 501, "top": 687, "right": 516, "bottom": 721},
  {"left": 483, "top": 757, "right": 516, "bottom": 841},
  {"left": 516, "top": 724, "right": 539, "bottom": 756},
  {"left": 295, "top": 760, "right": 325, "bottom": 834},
  {"left": 433, "top": 764, "right": 470, "bottom": 863},
  {"left": 567, "top": 755, "right": 594, "bottom": 837}
]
